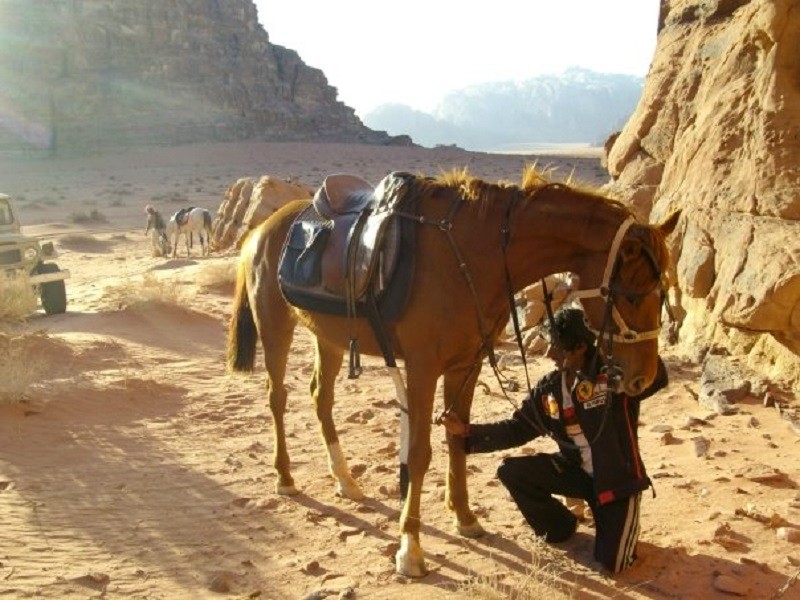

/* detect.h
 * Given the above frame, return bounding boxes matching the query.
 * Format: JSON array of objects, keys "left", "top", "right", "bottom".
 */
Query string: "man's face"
[{"left": 546, "top": 341, "right": 588, "bottom": 372}]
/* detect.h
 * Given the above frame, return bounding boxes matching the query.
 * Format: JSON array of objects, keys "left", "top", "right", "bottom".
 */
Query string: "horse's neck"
[{"left": 509, "top": 192, "right": 628, "bottom": 291}]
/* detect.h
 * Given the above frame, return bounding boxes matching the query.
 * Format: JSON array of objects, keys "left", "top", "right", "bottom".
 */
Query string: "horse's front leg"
[
  {"left": 312, "top": 339, "right": 364, "bottom": 500},
  {"left": 443, "top": 364, "right": 486, "bottom": 538},
  {"left": 395, "top": 366, "right": 437, "bottom": 577}
]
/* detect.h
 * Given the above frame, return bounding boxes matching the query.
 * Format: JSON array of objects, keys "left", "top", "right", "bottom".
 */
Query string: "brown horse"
[{"left": 226, "top": 167, "right": 679, "bottom": 577}]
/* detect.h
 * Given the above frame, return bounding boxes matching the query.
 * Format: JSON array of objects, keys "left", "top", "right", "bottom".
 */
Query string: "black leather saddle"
[
  {"left": 173, "top": 207, "right": 195, "bottom": 226},
  {"left": 278, "top": 172, "right": 417, "bottom": 321}
]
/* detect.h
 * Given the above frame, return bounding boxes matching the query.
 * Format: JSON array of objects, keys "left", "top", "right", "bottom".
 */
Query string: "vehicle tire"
[{"left": 37, "top": 262, "right": 67, "bottom": 314}]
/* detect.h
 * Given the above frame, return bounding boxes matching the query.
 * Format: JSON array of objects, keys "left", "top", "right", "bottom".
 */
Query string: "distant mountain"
[{"left": 362, "top": 68, "right": 643, "bottom": 151}]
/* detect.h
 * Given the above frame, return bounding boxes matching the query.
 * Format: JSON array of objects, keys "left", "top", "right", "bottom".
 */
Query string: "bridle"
[
  {"left": 565, "top": 215, "right": 664, "bottom": 347},
  {"left": 510, "top": 211, "right": 667, "bottom": 445},
  {"left": 535, "top": 214, "right": 667, "bottom": 400}
]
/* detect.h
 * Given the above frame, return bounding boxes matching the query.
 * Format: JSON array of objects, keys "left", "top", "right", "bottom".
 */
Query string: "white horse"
[
  {"left": 144, "top": 205, "right": 171, "bottom": 257},
  {"left": 166, "top": 207, "right": 213, "bottom": 257}
]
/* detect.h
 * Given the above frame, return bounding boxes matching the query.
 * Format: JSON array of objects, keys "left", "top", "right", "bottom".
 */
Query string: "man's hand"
[{"left": 440, "top": 412, "right": 469, "bottom": 437}]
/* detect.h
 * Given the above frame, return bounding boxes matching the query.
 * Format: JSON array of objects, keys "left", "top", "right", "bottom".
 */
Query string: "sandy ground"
[{"left": 0, "top": 142, "right": 798, "bottom": 599}]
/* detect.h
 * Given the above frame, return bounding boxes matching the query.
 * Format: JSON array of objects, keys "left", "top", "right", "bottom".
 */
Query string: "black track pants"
[{"left": 496, "top": 454, "right": 642, "bottom": 573}]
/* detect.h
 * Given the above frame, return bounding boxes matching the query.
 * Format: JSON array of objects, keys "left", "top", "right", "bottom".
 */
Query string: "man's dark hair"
[{"left": 547, "top": 307, "right": 596, "bottom": 351}]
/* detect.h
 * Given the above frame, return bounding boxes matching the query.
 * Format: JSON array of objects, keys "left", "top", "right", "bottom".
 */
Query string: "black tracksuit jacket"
[{"left": 467, "top": 358, "right": 668, "bottom": 506}]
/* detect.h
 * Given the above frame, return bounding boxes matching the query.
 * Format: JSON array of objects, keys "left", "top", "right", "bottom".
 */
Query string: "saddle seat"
[
  {"left": 278, "top": 172, "right": 416, "bottom": 320},
  {"left": 313, "top": 174, "right": 375, "bottom": 219}
]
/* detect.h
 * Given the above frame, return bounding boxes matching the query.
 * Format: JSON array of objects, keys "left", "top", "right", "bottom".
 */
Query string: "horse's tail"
[{"left": 227, "top": 255, "right": 258, "bottom": 372}]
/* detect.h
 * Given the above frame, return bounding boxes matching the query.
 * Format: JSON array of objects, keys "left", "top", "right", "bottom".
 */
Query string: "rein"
[
  {"left": 394, "top": 190, "right": 520, "bottom": 424},
  {"left": 393, "top": 194, "right": 501, "bottom": 372}
]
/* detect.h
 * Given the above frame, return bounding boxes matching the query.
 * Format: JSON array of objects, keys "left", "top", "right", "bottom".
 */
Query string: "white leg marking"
[
  {"left": 395, "top": 532, "right": 427, "bottom": 577},
  {"left": 327, "top": 441, "right": 364, "bottom": 500},
  {"left": 390, "top": 367, "right": 409, "bottom": 464}
]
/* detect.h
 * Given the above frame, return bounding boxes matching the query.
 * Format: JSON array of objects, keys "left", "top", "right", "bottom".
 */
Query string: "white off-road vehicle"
[{"left": 0, "top": 193, "right": 69, "bottom": 314}]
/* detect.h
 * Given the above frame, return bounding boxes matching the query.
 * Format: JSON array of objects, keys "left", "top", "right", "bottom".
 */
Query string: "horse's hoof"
[
  {"left": 395, "top": 535, "right": 427, "bottom": 577},
  {"left": 276, "top": 483, "right": 299, "bottom": 496},
  {"left": 395, "top": 549, "right": 427, "bottom": 578},
  {"left": 336, "top": 479, "right": 365, "bottom": 501},
  {"left": 457, "top": 519, "right": 486, "bottom": 538}
]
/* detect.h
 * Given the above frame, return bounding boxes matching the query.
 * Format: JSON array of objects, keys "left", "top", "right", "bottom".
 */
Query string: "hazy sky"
[{"left": 254, "top": 1, "right": 661, "bottom": 116}]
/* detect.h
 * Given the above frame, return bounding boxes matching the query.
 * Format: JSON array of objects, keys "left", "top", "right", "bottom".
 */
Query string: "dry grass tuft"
[
  {"left": 0, "top": 276, "right": 37, "bottom": 323},
  {"left": 0, "top": 332, "right": 47, "bottom": 403},
  {"left": 68, "top": 208, "right": 109, "bottom": 224},
  {"left": 196, "top": 259, "right": 237, "bottom": 292},
  {"left": 458, "top": 537, "right": 576, "bottom": 599},
  {"left": 102, "top": 272, "right": 190, "bottom": 310}
]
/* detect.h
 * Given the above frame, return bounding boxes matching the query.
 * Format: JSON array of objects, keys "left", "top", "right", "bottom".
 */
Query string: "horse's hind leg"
[
  {"left": 312, "top": 339, "right": 364, "bottom": 500},
  {"left": 253, "top": 293, "right": 299, "bottom": 494}
]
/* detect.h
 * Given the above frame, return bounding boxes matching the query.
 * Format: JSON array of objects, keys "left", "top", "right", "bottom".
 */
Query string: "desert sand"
[{"left": 0, "top": 142, "right": 798, "bottom": 599}]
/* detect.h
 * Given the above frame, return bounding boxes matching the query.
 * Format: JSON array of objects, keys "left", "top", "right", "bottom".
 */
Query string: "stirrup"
[{"left": 348, "top": 339, "right": 362, "bottom": 379}]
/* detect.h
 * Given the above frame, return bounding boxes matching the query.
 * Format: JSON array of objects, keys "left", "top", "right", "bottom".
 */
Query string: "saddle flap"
[
  {"left": 278, "top": 217, "right": 331, "bottom": 288},
  {"left": 350, "top": 213, "right": 400, "bottom": 298}
]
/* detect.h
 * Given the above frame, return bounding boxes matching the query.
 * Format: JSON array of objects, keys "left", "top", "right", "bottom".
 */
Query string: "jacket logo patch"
[
  {"left": 544, "top": 394, "right": 560, "bottom": 419},
  {"left": 583, "top": 381, "right": 608, "bottom": 409},
  {"left": 576, "top": 380, "right": 594, "bottom": 401}
]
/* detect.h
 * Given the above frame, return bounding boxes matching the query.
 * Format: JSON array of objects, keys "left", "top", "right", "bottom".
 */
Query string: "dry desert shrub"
[
  {"left": 68, "top": 208, "right": 109, "bottom": 224},
  {"left": 0, "top": 332, "right": 46, "bottom": 403},
  {"left": 459, "top": 537, "right": 575, "bottom": 599},
  {"left": 196, "top": 259, "right": 237, "bottom": 292},
  {"left": 102, "top": 272, "right": 189, "bottom": 310},
  {"left": 0, "top": 276, "right": 37, "bottom": 323}
]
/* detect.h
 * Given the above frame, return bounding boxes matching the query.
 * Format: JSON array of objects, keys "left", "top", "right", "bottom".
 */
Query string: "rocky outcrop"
[
  {"left": 604, "top": 0, "right": 800, "bottom": 386},
  {"left": 0, "top": 0, "right": 399, "bottom": 152},
  {"left": 212, "top": 176, "right": 311, "bottom": 251}
]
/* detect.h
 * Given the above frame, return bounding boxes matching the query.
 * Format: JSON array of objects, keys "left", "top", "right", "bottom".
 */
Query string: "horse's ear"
[{"left": 658, "top": 210, "right": 681, "bottom": 236}]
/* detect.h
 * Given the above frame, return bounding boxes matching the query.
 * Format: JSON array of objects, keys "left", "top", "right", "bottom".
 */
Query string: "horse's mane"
[
  {"left": 421, "top": 165, "right": 625, "bottom": 213},
  {"left": 418, "top": 166, "right": 669, "bottom": 279}
]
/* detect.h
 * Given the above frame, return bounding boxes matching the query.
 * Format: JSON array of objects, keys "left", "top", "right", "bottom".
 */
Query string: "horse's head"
[{"left": 575, "top": 211, "right": 680, "bottom": 396}]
